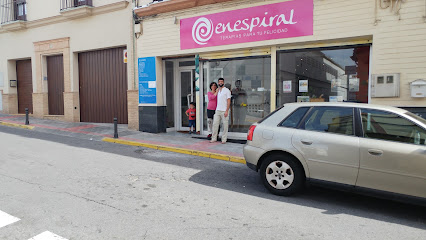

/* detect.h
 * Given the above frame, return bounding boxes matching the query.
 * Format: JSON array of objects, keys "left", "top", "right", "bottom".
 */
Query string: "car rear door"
[
  {"left": 356, "top": 108, "right": 426, "bottom": 198},
  {"left": 291, "top": 106, "right": 360, "bottom": 185}
]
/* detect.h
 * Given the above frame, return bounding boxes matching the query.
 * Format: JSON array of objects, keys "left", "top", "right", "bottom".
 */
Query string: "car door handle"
[
  {"left": 301, "top": 140, "right": 313, "bottom": 145},
  {"left": 368, "top": 149, "right": 383, "bottom": 156}
]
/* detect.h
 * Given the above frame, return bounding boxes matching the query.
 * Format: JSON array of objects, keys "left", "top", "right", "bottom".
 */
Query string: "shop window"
[
  {"left": 203, "top": 57, "right": 271, "bottom": 133},
  {"left": 276, "top": 45, "right": 370, "bottom": 107}
]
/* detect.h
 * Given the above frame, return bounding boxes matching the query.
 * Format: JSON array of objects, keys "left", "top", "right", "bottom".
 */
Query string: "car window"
[
  {"left": 258, "top": 106, "right": 284, "bottom": 124},
  {"left": 361, "top": 109, "right": 426, "bottom": 145},
  {"left": 279, "top": 107, "right": 310, "bottom": 128},
  {"left": 301, "top": 107, "right": 354, "bottom": 135},
  {"left": 406, "top": 111, "right": 426, "bottom": 125}
]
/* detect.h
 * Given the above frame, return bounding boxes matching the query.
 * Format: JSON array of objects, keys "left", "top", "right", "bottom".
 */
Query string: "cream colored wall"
[
  {"left": 0, "top": 2, "right": 133, "bottom": 95},
  {"left": 93, "top": 0, "right": 129, "bottom": 7},
  {"left": 25, "top": 0, "right": 129, "bottom": 21},
  {"left": 371, "top": 0, "right": 426, "bottom": 107},
  {"left": 26, "top": 0, "right": 59, "bottom": 21},
  {"left": 137, "top": 0, "right": 426, "bottom": 107}
]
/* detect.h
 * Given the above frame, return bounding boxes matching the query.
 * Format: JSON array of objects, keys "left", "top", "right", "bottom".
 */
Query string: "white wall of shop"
[{"left": 137, "top": 0, "right": 426, "bottom": 107}]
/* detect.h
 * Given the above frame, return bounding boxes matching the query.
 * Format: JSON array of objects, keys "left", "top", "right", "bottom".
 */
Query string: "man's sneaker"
[{"left": 207, "top": 134, "right": 212, "bottom": 140}]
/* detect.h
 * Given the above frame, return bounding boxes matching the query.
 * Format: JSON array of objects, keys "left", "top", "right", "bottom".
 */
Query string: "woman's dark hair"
[{"left": 210, "top": 82, "right": 218, "bottom": 90}]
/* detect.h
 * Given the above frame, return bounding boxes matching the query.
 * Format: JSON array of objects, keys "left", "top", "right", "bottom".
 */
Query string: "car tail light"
[{"left": 247, "top": 125, "right": 256, "bottom": 141}]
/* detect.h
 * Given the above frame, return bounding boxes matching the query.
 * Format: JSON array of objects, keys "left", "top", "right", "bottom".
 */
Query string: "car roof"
[{"left": 283, "top": 102, "right": 408, "bottom": 114}]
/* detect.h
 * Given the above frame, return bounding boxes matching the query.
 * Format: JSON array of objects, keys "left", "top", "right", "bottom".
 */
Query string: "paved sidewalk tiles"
[{"left": 0, "top": 113, "right": 245, "bottom": 164}]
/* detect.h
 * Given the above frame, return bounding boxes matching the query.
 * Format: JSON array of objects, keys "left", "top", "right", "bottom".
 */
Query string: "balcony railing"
[
  {"left": 0, "top": 0, "right": 27, "bottom": 24},
  {"left": 60, "top": 0, "right": 92, "bottom": 11}
]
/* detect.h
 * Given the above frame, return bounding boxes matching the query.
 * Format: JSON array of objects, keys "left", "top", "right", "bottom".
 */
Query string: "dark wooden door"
[
  {"left": 16, "top": 59, "right": 33, "bottom": 114},
  {"left": 79, "top": 47, "right": 128, "bottom": 123},
  {"left": 47, "top": 55, "right": 65, "bottom": 115}
]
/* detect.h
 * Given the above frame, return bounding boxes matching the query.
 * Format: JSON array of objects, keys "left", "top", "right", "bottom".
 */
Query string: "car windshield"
[{"left": 406, "top": 112, "right": 426, "bottom": 125}]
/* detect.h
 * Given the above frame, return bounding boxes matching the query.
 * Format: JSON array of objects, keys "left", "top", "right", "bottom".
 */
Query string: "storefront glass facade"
[
  {"left": 203, "top": 56, "right": 271, "bottom": 133},
  {"left": 276, "top": 45, "right": 370, "bottom": 106},
  {"left": 163, "top": 45, "right": 372, "bottom": 136}
]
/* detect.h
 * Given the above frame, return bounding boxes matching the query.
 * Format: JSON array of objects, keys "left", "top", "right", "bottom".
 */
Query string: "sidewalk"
[{"left": 0, "top": 113, "right": 246, "bottom": 164}]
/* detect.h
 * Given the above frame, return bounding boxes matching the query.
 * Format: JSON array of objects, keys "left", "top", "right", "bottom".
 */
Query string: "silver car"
[{"left": 244, "top": 102, "right": 426, "bottom": 204}]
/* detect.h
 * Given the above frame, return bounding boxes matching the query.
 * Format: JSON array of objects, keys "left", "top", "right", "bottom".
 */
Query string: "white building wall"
[
  {"left": 0, "top": 0, "right": 133, "bottom": 95},
  {"left": 136, "top": 0, "right": 426, "bottom": 107}
]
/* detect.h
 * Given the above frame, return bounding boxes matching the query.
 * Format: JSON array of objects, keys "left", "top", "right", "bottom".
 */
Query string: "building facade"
[
  {"left": 1, "top": 0, "right": 425, "bottom": 138},
  {"left": 134, "top": 0, "right": 426, "bottom": 138},
  {"left": 0, "top": 0, "right": 139, "bottom": 128}
]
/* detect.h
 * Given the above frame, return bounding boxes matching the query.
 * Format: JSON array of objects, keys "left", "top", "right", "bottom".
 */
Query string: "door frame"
[
  {"left": 162, "top": 58, "right": 248, "bottom": 139},
  {"left": 162, "top": 58, "right": 197, "bottom": 132},
  {"left": 176, "top": 68, "right": 195, "bottom": 131}
]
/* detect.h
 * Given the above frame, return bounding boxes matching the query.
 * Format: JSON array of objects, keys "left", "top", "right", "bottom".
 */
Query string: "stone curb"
[
  {"left": 102, "top": 137, "right": 246, "bottom": 164},
  {"left": 0, "top": 121, "right": 35, "bottom": 130}
]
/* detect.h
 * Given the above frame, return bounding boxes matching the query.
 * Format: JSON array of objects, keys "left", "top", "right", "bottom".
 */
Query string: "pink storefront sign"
[{"left": 180, "top": 0, "right": 313, "bottom": 50}]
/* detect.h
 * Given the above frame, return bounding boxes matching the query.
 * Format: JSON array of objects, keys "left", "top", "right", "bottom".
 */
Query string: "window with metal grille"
[
  {"left": 60, "top": 0, "right": 92, "bottom": 11},
  {"left": 0, "top": 0, "right": 27, "bottom": 24}
]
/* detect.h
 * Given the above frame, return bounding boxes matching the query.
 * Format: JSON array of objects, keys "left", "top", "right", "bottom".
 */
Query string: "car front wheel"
[{"left": 259, "top": 154, "right": 305, "bottom": 196}]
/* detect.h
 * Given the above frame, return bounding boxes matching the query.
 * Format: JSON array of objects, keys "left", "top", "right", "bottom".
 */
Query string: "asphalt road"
[{"left": 0, "top": 126, "right": 425, "bottom": 240}]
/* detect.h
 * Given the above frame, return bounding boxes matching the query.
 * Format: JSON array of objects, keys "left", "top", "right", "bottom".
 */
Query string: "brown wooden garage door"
[
  {"left": 47, "top": 55, "right": 64, "bottom": 115},
  {"left": 16, "top": 60, "right": 33, "bottom": 114},
  {"left": 78, "top": 47, "right": 128, "bottom": 123}
]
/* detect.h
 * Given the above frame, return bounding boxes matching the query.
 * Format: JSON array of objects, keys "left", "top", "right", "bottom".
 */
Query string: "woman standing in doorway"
[{"left": 207, "top": 82, "right": 219, "bottom": 139}]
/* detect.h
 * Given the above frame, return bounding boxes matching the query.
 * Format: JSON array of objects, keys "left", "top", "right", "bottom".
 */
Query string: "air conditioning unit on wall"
[{"left": 371, "top": 73, "right": 400, "bottom": 98}]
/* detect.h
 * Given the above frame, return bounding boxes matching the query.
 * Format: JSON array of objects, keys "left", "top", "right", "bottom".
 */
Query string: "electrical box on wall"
[
  {"left": 371, "top": 73, "right": 400, "bottom": 98},
  {"left": 410, "top": 79, "right": 426, "bottom": 98}
]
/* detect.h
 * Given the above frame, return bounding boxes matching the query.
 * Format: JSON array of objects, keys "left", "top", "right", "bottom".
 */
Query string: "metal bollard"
[
  {"left": 25, "top": 108, "right": 29, "bottom": 125},
  {"left": 113, "top": 117, "right": 118, "bottom": 139}
]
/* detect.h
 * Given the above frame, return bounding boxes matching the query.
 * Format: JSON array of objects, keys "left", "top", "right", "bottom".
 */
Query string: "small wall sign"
[
  {"left": 10, "top": 79, "right": 17, "bottom": 87},
  {"left": 138, "top": 57, "right": 157, "bottom": 104}
]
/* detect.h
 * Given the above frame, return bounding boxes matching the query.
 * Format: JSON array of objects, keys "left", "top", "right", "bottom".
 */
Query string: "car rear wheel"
[{"left": 259, "top": 154, "right": 305, "bottom": 196}]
